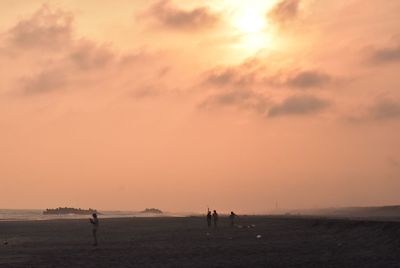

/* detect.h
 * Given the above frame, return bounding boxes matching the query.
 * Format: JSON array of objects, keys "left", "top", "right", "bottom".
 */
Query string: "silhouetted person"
[
  {"left": 207, "top": 209, "right": 212, "bottom": 227},
  {"left": 212, "top": 210, "right": 218, "bottom": 228},
  {"left": 229, "top": 211, "right": 237, "bottom": 227},
  {"left": 89, "top": 213, "right": 99, "bottom": 246}
]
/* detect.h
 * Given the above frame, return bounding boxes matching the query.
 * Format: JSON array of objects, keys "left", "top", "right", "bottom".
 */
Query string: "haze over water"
[{"left": 1, "top": 0, "right": 400, "bottom": 213}]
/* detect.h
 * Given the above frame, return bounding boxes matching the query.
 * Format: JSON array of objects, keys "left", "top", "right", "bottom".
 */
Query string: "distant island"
[
  {"left": 140, "top": 208, "right": 163, "bottom": 214},
  {"left": 43, "top": 207, "right": 99, "bottom": 215}
]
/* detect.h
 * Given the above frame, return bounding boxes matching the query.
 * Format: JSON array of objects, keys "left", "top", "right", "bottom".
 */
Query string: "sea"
[{"left": 0, "top": 209, "right": 184, "bottom": 221}]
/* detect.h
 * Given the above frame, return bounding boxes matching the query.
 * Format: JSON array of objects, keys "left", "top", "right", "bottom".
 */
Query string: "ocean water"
[{"left": 0, "top": 209, "right": 182, "bottom": 221}]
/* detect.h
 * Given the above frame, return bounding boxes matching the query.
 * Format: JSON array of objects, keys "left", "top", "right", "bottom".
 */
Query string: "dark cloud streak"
[
  {"left": 268, "top": 0, "right": 301, "bottom": 26},
  {"left": 7, "top": 5, "right": 73, "bottom": 50},
  {"left": 369, "top": 45, "right": 400, "bottom": 64},
  {"left": 20, "top": 69, "right": 69, "bottom": 95},
  {"left": 199, "top": 89, "right": 270, "bottom": 115},
  {"left": 268, "top": 95, "right": 330, "bottom": 117},
  {"left": 371, "top": 99, "right": 400, "bottom": 120},
  {"left": 69, "top": 42, "right": 114, "bottom": 70},
  {"left": 146, "top": 0, "right": 219, "bottom": 30},
  {"left": 287, "top": 70, "right": 332, "bottom": 89},
  {"left": 204, "top": 64, "right": 333, "bottom": 90}
]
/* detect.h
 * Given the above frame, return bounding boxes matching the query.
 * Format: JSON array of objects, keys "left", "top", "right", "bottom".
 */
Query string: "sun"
[
  {"left": 217, "top": 1, "right": 277, "bottom": 58},
  {"left": 230, "top": 6, "right": 272, "bottom": 53},
  {"left": 234, "top": 7, "right": 267, "bottom": 34}
]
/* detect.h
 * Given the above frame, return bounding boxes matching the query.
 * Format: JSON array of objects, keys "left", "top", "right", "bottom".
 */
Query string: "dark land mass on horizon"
[
  {"left": 139, "top": 208, "right": 163, "bottom": 214},
  {"left": 43, "top": 207, "right": 99, "bottom": 215},
  {"left": 1, "top": 216, "right": 400, "bottom": 267}
]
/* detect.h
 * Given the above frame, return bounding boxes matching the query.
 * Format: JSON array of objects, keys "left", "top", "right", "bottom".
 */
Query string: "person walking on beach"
[
  {"left": 89, "top": 213, "right": 99, "bottom": 246},
  {"left": 207, "top": 209, "right": 212, "bottom": 227},
  {"left": 212, "top": 210, "right": 218, "bottom": 228},
  {"left": 229, "top": 211, "right": 237, "bottom": 227}
]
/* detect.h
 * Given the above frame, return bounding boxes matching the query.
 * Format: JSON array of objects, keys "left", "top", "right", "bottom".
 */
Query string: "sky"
[{"left": 1, "top": 0, "right": 399, "bottom": 213}]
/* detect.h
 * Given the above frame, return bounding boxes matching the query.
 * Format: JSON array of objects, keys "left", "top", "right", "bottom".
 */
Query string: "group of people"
[
  {"left": 89, "top": 210, "right": 239, "bottom": 246},
  {"left": 206, "top": 209, "right": 237, "bottom": 228}
]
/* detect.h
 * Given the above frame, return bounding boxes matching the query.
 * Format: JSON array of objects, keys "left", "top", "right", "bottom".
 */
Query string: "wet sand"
[{"left": 1, "top": 216, "right": 400, "bottom": 267}]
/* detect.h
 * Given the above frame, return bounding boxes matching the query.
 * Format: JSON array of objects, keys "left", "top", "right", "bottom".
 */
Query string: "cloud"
[
  {"left": 201, "top": 55, "right": 336, "bottom": 118},
  {"left": 199, "top": 89, "right": 269, "bottom": 114},
  {"left": 203, "top": 58, "right": 270, "bottom": 89},
  {"left": 131, "top": 85, "right": 162, "bottom": 99},
  {"left": 286, "top": 70, "right": 332, "bottom": 89},
  {"left": 268, "top": 0, "right": 301, "bottom": 26},
  {"left": 204, "top": 68, "right": 238, "bottom": 86},
  {"left": 146, "top": 0, "right": 219, "bottom": 30},
  {"left": 204, "top": 62, "right": 332, "bottom": 90},
  {"left": 368, "top": 44, "right": 400, "bottom": 64},
  {"left": 370, "top": 99, "right": 400, "bottom": 120},
  {"left": 268, "top": 95, "right": 330, "bottom": 117},
  {"left": 1, "top": 5, "right": 137, "bottom": 96},
  {"left": 387, "top": 156, "right": 400, "bottom": 168},
  {"left": 18, "top": 41, "right": 116, "bottom": 95},
  {"left": 204, "top": 66, "right": 258, "bottom": 88},
  {"left": 20, "top": 69, "right": 69, "bottom": 95},
  {"left": 6, "top": 4, "right": 73, "bottom": 50},
  {"left": 68, "top": 41, "right": 114, "bottom": 70},
  {"left": 2, "top": 4, "right": 118, "bottom": 72},
  {"left": 5, "top": 4, "right": 115, "bottom": 69},
  {"left": 200, "top": 89, "right": 330, "bottom": 118}
]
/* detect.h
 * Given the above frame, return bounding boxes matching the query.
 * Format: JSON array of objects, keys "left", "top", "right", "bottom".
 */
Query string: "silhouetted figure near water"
[
  {"left": 207, "top": 209, "right": 212, "bottom": 227},
  {"left": 212, "top": 210, "right": 218, "bottom": 228},
  {"left": 89, "top": 213, "right": 99, "bottom": 246},
  {"left": 229, "top": 211, "right": 237, "bottom": 227}
]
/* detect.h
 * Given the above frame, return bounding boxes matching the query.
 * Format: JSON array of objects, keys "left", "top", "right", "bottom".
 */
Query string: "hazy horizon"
[
  {"left": 1, "top": 0, "right": 399, "bottom": 213},
  {"left": 3, "top": 203, "right": 400, "bottom": 216}
]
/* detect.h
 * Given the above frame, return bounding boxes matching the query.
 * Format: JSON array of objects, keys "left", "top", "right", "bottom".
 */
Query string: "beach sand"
[{"left": 1, "top": 216, "right": 400, "bottom": 267}]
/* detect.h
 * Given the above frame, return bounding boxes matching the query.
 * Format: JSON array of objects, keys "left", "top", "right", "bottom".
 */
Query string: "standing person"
[
  {"left": 229, "top": 211, "right": 237, "bottom": 227},
  {"left": 89, "top": 213, "right": 99, "bottom": 246},
  {"left": 212, "top": 210, "right": 218, "bottom": 228},
  {"left": 207, "top": 209, "right": 212, "bottom": 228}
]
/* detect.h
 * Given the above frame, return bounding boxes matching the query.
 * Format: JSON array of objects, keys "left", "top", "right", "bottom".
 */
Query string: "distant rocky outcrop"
[
  {"left": 140, "top": 208, "right": 163, "bottom": 214},
  {"left": 43, "top": 207, "right": 99, "bottom": 215}
]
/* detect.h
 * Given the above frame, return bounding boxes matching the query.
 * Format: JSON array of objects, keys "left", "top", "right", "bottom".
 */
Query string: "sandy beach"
[{"left": 1, "top": 216, "right": 399, "bottom": 267}]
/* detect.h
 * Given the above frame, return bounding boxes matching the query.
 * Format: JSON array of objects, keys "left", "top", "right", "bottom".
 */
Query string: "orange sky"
[{"left": 1, "top": 0, "right": 400, "bottom": 213}]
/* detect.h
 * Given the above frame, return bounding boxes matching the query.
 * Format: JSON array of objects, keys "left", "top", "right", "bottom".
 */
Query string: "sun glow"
[
  {"left": 234, "top": 7, "right": 267, "bottom": 34},
  {"left": 230, "top": 6, "right": 273, "bottom": 54}
]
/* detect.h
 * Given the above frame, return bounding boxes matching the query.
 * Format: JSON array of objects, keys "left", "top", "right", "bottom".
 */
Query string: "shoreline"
[
  {"left": 1, "top": 216, "right": 399, "bottom": 267},
  {"left": 1, "top": 213, "right": 400, "bottom": 223}
]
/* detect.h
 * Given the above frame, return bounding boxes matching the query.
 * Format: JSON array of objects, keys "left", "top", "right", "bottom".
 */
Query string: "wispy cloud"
[
  {"left": 7, "top": 4, "right": 73, "bottom": 51},
  {"left": 286, "top": 70, "right": 332, "bottom": 89},
  {"left": 145, "top": 0, "right": 219, "bottom": 31},
  {"left": 204, "top": 66, "right": 258, "bottom": 88},
  {"left": 199, "top": 89, "right": 269, "bottom": 115},
  {"left": 370, "top": 98, "right": 400, "bottom": 120},
  {"left": 348, "top": 98, "right": 400, "bottom": 123},
  {"left": 368, "top": 44, "right": 400, "bottom": 64},
  {"left": 204, "top": 61, "right": 333, "bottom": 90},
  {"left": 2, "top": 5, "right": 172, "bottom": 97},
  {"left": 69, "top": 41, "right": 114, "bottom": 70},
  {"left": 20, "top": 69, "right": 69, "bottom": 95},
  {"left": 268, "top": 95, "right": 330, "bottom": 117},
  {"left": 267, "top": 0, "right": 301, "bottom": 26}
]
